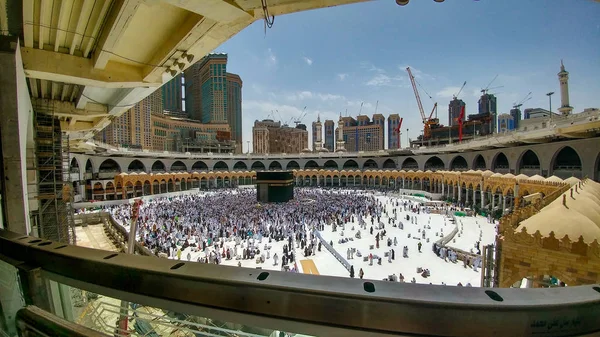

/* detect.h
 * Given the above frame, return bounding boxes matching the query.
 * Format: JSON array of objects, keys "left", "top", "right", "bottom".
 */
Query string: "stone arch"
[
  {"left": 171, "top": 160, "right": 187, "bottom": 172},
  {"left": 127, "top": 159, "right": 146, "bottom": 173},
  {"left": 85, "top": 159, "right": 93, "bottom": 173},
  {"left": 382, "top": 159, "right": 396, "bottom": 169},
  {"left": 151, "top": 160, "right": 166, "bottom": 172},
  {"left": 342, "top": 159, "right": 359, "bottom": 170},
  {"left": 551, "top": 146, "right": 582, "bottom": 179},
  {"left": 450, "top": 155, "right": 468, "bottom": 171},
  {"left": 286, "top": 160, "right": 300, "bottom": 170},
  {"left": 251, "top": 161, "right": 265, "bottom": 171},
  {"left": 213, "top": 161, "right": 229, "bottom": 171},
  {"left": 492, "top": 152, "right": 509, "bottom": 172},
  {"left": 424, "top": 156, "right": 444, "bottom": 171},
  {"left": 323, "top": 160, "right": 338, "bottom": 170},
  {"left": 304, "top": 160, "right": 319, "bottom": 169},
  {"left": 363, "top": 159, "right": 378, "bottom": 170},
  {"left": 191, "top": 161, "right": 208, "bottom": 171},
  {"left": 517, "top": 149, "right": 540, "bottom": 175},
  {"left": 70, "top": 158, "right": 80, "bottom": 172},
  {"left": 233, "top": 161, "right": 248, "bottom": 170},
  {"left": 269, "top": 161, "right": 282, "bottom": 170},
  {"left": 473, "top": 154, "right": 486, "bottom": 170},
  {"left": 401, "top": 157, "right": 418, "bottom": 170},
  {"left": 99, "top": 159, "right": 121, "bottom": 173}
]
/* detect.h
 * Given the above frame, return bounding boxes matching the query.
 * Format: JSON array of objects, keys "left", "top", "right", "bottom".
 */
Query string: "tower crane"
[
  {"left": 406, "top": 67, "right": 439, "bottom": 140},
  {"left": 480, "top": 74, "right": 498, "bottom": 94},
  {"left": 453, "top": 81, "right": 467, "bottom": 99},
  {"left": 394, "top": 117, "right": 404, "bottom": 149},
  {"left": 513, "top": 92, "right": 532, "bottom": 110},
  {"left": 293, "top": 106, "right": 308, "bottom": 126}
]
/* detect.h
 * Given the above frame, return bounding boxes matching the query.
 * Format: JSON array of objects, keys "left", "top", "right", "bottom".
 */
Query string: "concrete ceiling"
[{"left": 0, "top": 0, "right": 371, "bottom": 151}]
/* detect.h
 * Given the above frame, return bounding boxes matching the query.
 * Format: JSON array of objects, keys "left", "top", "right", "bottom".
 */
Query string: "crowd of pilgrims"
[
  {"left": 105, "top": 189, "right": 385, "bottom": 272},
  {"left": 97, "top": 188, "right": 486, "bottom": 286}
]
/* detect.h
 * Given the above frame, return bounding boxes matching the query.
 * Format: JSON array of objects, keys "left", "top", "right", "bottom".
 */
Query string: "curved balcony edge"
[{"left": 1, "top": 229, "right": 599, "bottom": 337}]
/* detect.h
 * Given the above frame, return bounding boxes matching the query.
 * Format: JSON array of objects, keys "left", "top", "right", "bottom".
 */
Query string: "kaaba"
[{"left": 256, "top": 171, "right": 294, "bottom": 203}]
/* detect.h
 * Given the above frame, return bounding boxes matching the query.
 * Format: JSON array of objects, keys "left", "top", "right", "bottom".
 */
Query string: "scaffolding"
[{"left": 33, "top": 102, "right": 76, "bottom": 244}]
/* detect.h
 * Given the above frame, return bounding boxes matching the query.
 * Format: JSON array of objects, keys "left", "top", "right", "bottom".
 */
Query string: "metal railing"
[{"left": 1, "top": 229, "right": 600, "bottom": 337}]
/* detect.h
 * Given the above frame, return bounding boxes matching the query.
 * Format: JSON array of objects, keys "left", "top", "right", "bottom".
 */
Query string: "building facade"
[
  {"left": 162, "top": 74, "right": 185, "bottom": 117},
  {"left": 478, "top": 93, "right": 497, "bottom": 133},
  {"left": 448, "top": 98, "right": 466, "bottom": 127},
  {"left": 497, "top": 113, "right": 515, "bottom": 132},
  {"left": 95, "top": 90, "right": 161, "bottom": 149},
  {"left": 151, "top": 112, "right": 232, "bottom": 153},
  {"left": 340, "top": 115, "right": 385, "bottom": 152},
  {"left": 509, "top": 108, "right": 522, "bottom": 129},
  {"left": 387, "top": 114, "right": 401, "bottom": 150},
  {"left": 324, "top": 120, "right": 335, "bottom": 152},
  {"left": 253, "top": 120, "right": 308, "bottom": 154},
  {"left": 226, "top": 73, "right": 243, "bottom": 152}
]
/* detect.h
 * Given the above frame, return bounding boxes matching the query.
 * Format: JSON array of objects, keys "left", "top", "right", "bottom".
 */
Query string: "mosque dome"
[
  {"left": 482, "top": 170, "right": 494, "bottom": 177},
  {"left": 527, "top": 175, "right": 545, "bottom": 181},
  {"left": 564, "top": 176, "right": 582, "bottom": 187},
  {"left": 545, "top": 176, "right": 563, "bottom": 183},
  {"left": 518, "top": 180, "right": 600, "bottom": 242},
  {"left": 515, "top": 174, "right": 529, "bottom": 181}
]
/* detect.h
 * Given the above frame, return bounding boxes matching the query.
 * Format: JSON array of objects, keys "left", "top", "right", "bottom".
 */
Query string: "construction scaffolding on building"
[{"left": 33, "top": 100, "right": 76, "bottom": 244}]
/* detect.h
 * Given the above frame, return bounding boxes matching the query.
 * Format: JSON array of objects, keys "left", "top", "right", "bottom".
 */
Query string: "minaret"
[
  {"left": 557, "top": 60, "right": 573, "bottom": 116},
  {"left": 336, "top": 113, "right": 346, "bottom": 152},
  {"left": 314, "top": 115, "right": 323, "bottom": 151}
]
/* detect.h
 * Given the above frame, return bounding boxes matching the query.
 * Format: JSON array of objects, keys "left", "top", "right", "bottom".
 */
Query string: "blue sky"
[{"left": 218, "top": 0, "right": 600, "bottom": 152}]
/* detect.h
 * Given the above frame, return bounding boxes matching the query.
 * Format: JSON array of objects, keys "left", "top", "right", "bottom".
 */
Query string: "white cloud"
[
  {"left": 366, "top": 74, "right": 393, "bottom": 86},
  {"left": 266, "top": 48, "right": 277, "bottom": 66},
  {"left": 285, "top": 91, "right": 345, "bottom": 101},
  {"left": 436, "top": 86, "right": 462, "bottom": 99},
  {"left": 303, "top": 56, "right": 313, "bottom": 66},
  {"left": 365, "top": 74, "right": 406, "bottom": 87},
  {"left": 337, "top": 73, "right": 348, "bottom": 81},
  {"left": 360, "top": 61, "right": 385, "bottom": 73},
  {"left": 318, "top": 93, "right": 345, "bottom": 101}
]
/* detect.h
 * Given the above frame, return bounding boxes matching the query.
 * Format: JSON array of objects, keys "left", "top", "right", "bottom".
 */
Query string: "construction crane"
[
  {"left": 513, "top": 92, "right": 532, "bottom": 109},
  {"left": 453, "top": 81, "right": 467, "bottom": 99},
  {"left": 458, "top": 105, "right": 465, "bottom": 142},
  {"left": 406, "top": 67, "right": 439, "bottom": 140},
  {"left": 394, "top": 117, "right": 404, "bottom": 149},
  {"left": 293, "top": 106, "right": 308, "bottom": 126},
  {"left": 480, "top": 74, "right": 498, "bottom": 94}
]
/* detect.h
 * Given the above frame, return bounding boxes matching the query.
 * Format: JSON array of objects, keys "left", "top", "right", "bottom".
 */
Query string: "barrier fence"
[{"left": 312, "top": 230, "right": 352, "bottom": 273}]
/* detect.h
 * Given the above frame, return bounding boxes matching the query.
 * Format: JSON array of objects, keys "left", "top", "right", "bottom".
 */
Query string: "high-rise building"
[
  {"left": 510, "top": 107, "right": 522, "bottom": 129},
  {"left": 558, "top": 60, "right": 573, "bottom": 116},
  {"left": 199, "top": 53, "right": 228, "bottom": 124},
  {"left": 478, "top": 93, "right": 497, "bottom": 134},
  {"left": 162, "top": 74, "right": 185, "bottom": 117},
  {"left": 253, "top": 120, "right": 308, "bottom": 154},
  {"left": 340, "top": 115, "right": 385, "bottom": 152},
  {"left": 184, "top": 53, "right": 227, "bottom": 123},
  {"left": 372, "top": 114, "right": 385, "bottom": 150},
  {"left": 226, "top": 72, "right": 243, "bottom": 152},
  {"left": 95, "top": 90, "right": 161, "bottom": 149},
  {"left": 387, "top": 114, "right": 401, "bottom": 149},
  {"left": 448, "top": 98, "right": 466, "bottom": 127},
  {"left": 324, "top": 120, "right": 335, "bottom": 152}
]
